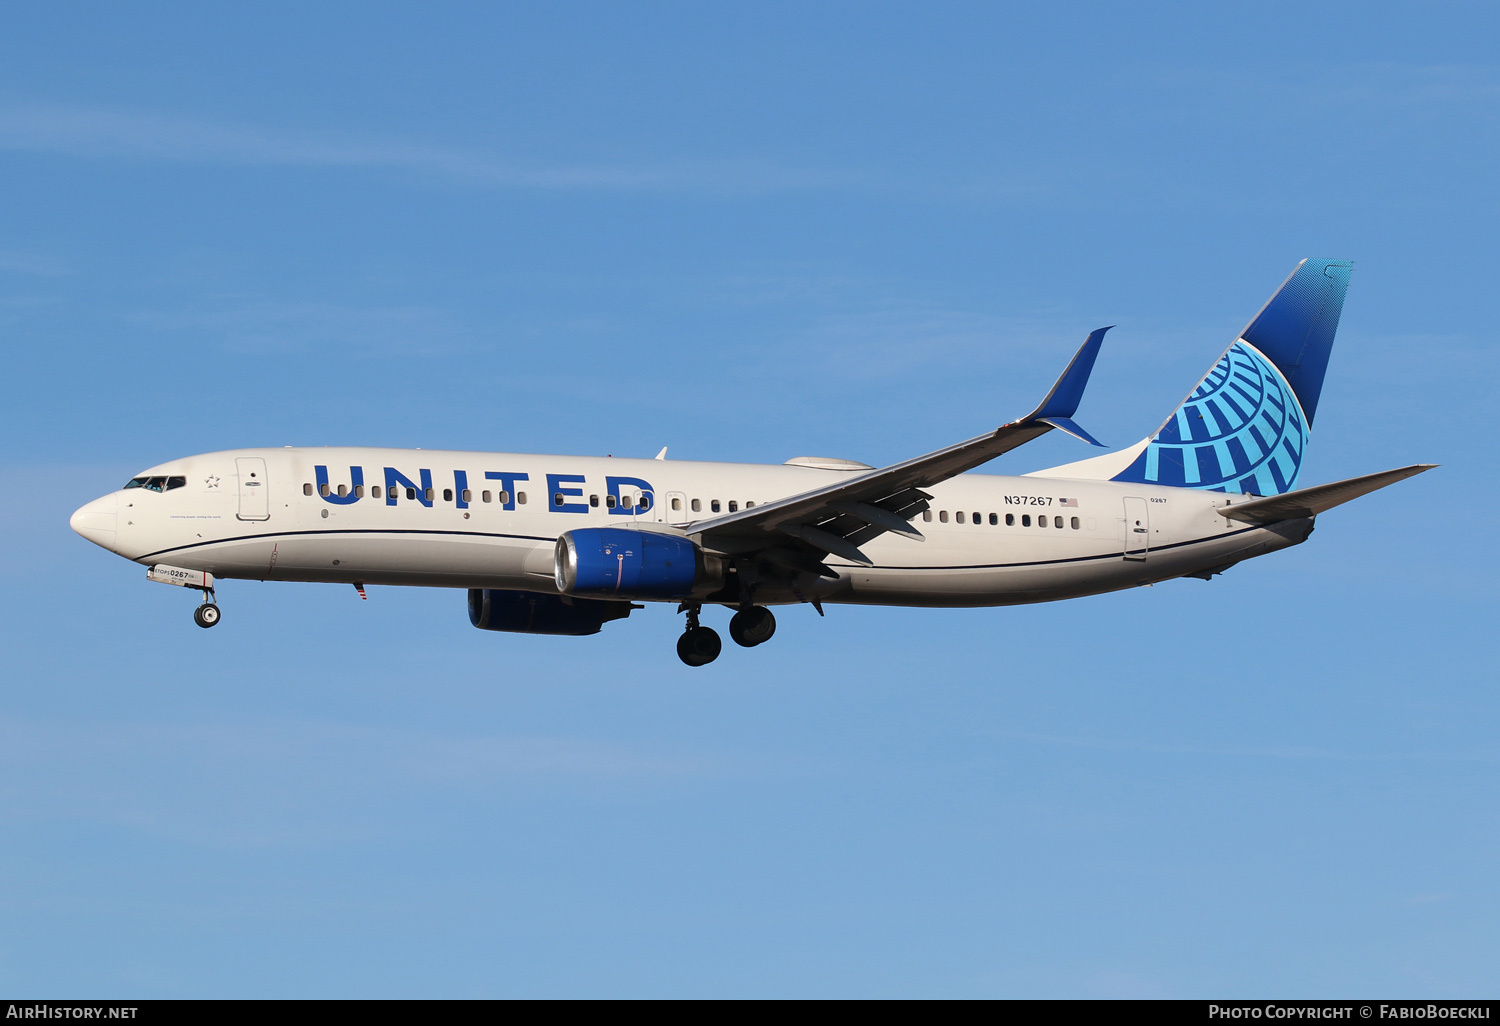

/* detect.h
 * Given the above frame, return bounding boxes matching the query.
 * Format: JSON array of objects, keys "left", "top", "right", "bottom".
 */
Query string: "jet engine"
[
  {"left": 554, "top": 527, "right": 723, "bottom": 600},
  {"left": 467, "top": 588, "right": 634, "bottom": 636}
]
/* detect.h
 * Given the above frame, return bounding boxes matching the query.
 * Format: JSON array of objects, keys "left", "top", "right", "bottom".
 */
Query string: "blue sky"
[{"left": 1, "top": 2, "right": 1496, "bottom": 997}]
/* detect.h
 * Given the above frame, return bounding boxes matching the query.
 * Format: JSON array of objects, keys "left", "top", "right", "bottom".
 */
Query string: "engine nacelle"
[
  {"left": 467, "top": 588, "right": 633, "bottom": 636},
  {"left": 554, "top": 527, "right": 721, "bottom": 600}
]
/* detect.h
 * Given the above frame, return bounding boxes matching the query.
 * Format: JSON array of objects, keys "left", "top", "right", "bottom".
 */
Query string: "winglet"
[
  {"left": 1019, "top": 326, "right": 1111, "bottom": 443},
  {"left": 1037, "top": 416, "right": 1106, "bottom": 447}
]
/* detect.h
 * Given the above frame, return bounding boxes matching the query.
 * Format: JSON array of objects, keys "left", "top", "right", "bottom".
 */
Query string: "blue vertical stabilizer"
[{"left": 1111, "top": 259, "right": 1353, "bottom": 496}]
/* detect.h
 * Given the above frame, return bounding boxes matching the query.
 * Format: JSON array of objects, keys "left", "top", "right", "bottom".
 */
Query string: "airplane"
[{"left": 70, "top": 259, "right": 1433, "bottom": 666}]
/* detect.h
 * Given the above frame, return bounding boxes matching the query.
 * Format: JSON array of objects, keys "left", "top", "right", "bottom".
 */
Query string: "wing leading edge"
[{"left": 688, "top": 327, "right": 1112, "bottom": 571}]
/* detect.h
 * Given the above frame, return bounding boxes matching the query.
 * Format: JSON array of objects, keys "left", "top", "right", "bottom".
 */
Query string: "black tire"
[
  {"left": 193, "top": 603, "right": 221, "bottom": 629},
  {"left": 676, "top": 625, "right": 722, "bottom": 666},
  {"left": 728, "top": 607, "right": 777, "bottom": 648}
]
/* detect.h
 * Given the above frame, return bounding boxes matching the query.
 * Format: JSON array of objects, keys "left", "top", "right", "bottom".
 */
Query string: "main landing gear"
[
  {"left": 675, "top": 603, "right": 777, "bottom": 666},
  {"left": 676, "top": 603, "right": 721, "bottom": 667},
  {"left": 729, "top": 605, "right": 776, "bottom": 648}
]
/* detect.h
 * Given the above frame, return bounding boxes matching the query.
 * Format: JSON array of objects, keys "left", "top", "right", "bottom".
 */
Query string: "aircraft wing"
[
  {"left": 1218, "top": 464, "right": 1437, "bottom": 525},
  {"left": 687, "top": 328, "right": 1112, "bottom": 573}
]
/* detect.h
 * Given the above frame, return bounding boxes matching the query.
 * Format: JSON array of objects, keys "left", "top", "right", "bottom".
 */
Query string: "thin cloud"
[
  {"left": 0, "top": 249, "right": 71, "bottom": 276},
  {"left": 986, "top": 727, "right": 1500, "bottom": 765},
  {"left": 0, "top": 715, "right": 721, "bottom": 847},
  {"left": 0, "top": 100, "right": 857, "bottom": 195},
  {"left": 126, "top": 297, "right": 486, "bottom": 357}
]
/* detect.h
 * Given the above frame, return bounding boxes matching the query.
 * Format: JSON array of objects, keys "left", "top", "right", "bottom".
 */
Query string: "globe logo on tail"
[{"left": 1118, "top": 340, "right": 1307, "bottom": 495}]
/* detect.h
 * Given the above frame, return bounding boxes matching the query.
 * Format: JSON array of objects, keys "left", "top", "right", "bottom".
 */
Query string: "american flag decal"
[{"left": 1059, "top": 498, "right": 1078, "bottom": 507}]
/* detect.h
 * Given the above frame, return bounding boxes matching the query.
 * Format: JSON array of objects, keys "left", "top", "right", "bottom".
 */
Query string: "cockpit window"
[{"left": 125, "top": 475, "right": 184, "bottom": 491}]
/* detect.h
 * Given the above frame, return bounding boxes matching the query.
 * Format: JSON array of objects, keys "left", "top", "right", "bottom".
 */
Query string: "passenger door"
[
  {"left": 1122, "top": 496, "right": 1149, "bottom": 561},
  {"left": 236, "top": 457, "right": 270, "bottom": 521},
  {"left": 664, "top": 490, "right": 689, "bottom": 526}
]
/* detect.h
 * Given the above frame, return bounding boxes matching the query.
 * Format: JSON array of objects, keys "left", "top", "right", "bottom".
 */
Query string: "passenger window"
[
  {"left": 338, "top": 484, "right": 348, "bottom": 498},
  {"left": 746, "top": 501, "right": 755, "bottom": 508},
  {"left": 622, "top": 495, "right": 634, "bottom": 509},
  {"left": 590, "top": 494, "right": 600, "bottom": 507},
  {"left": 1022, "top": 514, "right": 1030, "bottom": 526},
  {"left": 939, "top": 511, "right": 949, "bottom": 523},
  {"left": 425, "top": 488, "right": 435, "bottom": 502},
  {"left": 320, "top": 483, "right": 331, "bottom": 497},
  {"left": 124, "top": 477, "right": 148, "bottom": 490},
  {"left": 498, "top": 491, "right": 510, "bottom": 505},
  {"left": 461, "top": 489, "right": 471, "bottom": 503},
  {"left": 956, "top": 511, "right": 965, "bottom": 524},
  {"left": 922, "top": 510, "right": 932, "bottom": 522},
  {"left": 989, "top": 513, "right": 998, "bottom": 525},
  {"left": 554, "top": 493, "right": 565, "bottom": 506},
  {"left": 606, "top": 495, "right": 617, "bottom": 508},
  {"left": 482, "top": 490, "right": 492, "bottom": 503},
  {"left": 517, "top": 492, "right": 527, "bottom": 504},
  {"left": 166, "top": 476, "right": 186, "bottom": 491},
  {"left": 372, "top": 486, "right": 382, "bottom": 499},
  {"left": 1054, "top": 516, "right": 1064, "bottom": 529},
  {"left": 728, "top": 500, "right": 738, "bottom": 512},
  {"left": 1006, "top": 514, "right": 1015, "bottom": 526},
  {"left": 711, "top": 500, "right": 721, "bottom": 513},
  {"left": 443, "top": 488, "right": 453, "bottom": 502},
  {"left": 356, "top": 485, "right": 366, "bottom": 498},
  {"left": 691, "top": 498, "right": 701, "bottom": 512},
  {"left": 406, "top": 487, "right": 416, "bottom": 500},
  {"left": 671, "top": 497, "right": 682, "bottom": 511},
  {"left": 1071, "top": 516, "right": 1080, "bottom": 530},
  {"left": 303, "top": 483, "right": 313, "bottom": 496}
]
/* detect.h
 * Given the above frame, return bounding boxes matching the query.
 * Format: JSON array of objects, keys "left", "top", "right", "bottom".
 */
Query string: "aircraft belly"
[
  {"left": 154, "top": 530, "right": 549, "bottom": 589},
  {"left": 832, "top": 522, "right": 1309, "bottom": 608}
]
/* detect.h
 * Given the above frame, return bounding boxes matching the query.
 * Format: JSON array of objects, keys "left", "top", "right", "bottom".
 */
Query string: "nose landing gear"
[
  {"left": 145, "top": 564, "right": 222, "bottom": 628},
  {"left": 193, "top": 601, "right": 221, "bottom": 628}
]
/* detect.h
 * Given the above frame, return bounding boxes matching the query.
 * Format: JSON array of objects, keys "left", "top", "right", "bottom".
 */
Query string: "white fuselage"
[{"left": 71, "top": 447, "right": 1312, "bottom": 608}]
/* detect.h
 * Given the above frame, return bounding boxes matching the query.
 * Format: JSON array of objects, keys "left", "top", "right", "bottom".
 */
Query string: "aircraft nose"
[{"left": 70, "top": 493, "right": 118, "bottom": 550}]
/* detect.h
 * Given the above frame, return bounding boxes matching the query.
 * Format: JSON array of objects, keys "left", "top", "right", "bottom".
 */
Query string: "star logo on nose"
[{"left": 205, "top": 476, "right": 220, "bottom": 489}]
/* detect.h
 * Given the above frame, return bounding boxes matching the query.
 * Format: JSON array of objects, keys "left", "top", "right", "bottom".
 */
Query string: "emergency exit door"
[
  {"left": 236, "top": 457, "right": 270, "bottom": 521},
  {"left": 1122, "top": 496, "right": 1149, "bottom": 560}
]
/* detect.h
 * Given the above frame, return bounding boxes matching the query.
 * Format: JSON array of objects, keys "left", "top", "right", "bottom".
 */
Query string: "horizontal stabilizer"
[{"left": 1218, "top": 464, "right": 1436, "bottom": 524}]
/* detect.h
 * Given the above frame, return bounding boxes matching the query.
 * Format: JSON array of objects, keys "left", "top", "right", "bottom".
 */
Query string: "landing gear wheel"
[
  {"left": 193, "top": 603, "right": 221, "bottom": 629},
  {"left": 729, "top": 606, "right": 776, "bottom": 648},
  {"left": 677, "top": 626, "right": 722, "bottom": 667}
]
